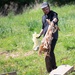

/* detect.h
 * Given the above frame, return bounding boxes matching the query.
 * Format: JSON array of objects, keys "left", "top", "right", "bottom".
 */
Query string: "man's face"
[{"left": 42, "top": 6, "right": 50, "bottom": 15}]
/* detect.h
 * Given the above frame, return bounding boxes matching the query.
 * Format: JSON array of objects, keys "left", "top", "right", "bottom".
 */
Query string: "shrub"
[{"left": 47, "top": 0, "right": 75, "bottom": 5}]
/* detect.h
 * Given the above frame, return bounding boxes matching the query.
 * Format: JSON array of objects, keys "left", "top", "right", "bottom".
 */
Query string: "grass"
[{"left": 0, "top": 4, "right": 75, "bottom": 75}]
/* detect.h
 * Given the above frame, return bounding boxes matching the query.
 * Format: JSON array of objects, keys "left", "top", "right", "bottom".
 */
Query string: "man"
[{"left": 37, "top": 2, "right": 59, "bottom": 73}]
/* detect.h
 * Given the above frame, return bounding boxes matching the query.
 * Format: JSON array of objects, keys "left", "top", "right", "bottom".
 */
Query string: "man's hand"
[
  {"left": 36, "top": 29, "right": 43, "bottom": 39},
  {"left": 36, "top": 34, "right": 41, "bottom": 38}
]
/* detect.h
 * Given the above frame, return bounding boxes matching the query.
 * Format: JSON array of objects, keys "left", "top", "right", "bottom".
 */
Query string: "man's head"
[{"left": 41, "top": 2, "right": 50, "bottom": 15}]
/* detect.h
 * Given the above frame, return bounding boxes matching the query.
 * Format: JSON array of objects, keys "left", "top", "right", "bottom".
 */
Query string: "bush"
[{"left": 47, "top": 0, "right": 75, "bottom": 5}]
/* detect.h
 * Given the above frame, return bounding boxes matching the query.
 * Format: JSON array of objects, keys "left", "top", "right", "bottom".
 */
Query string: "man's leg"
[
  {"left": 50, "top": 39, "right": 57, "bottom": 69},
  {"left": 45, "top": 56, "right": 52, "bottom": 72},
  {"left": 45, "top": 39, "right": 57, "bottom": 72}
]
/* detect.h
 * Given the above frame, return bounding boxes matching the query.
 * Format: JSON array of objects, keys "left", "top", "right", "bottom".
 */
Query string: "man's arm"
[
  {"left": 52, "top": 17, "right": 60, "bottom": 31},
  {"left": 52, "top": 18, "right": 58, "bottom": 26},
  {"left": 36, "top": 29, "right": 43, "bottom": 38},
  {"left": 52, "top": 12, "right": 58, "bottom": 25}
]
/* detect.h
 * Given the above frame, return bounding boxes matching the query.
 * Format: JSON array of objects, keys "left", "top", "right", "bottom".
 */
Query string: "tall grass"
[{"left": 0, "top": 4, "right": 75, "bottom": 75}]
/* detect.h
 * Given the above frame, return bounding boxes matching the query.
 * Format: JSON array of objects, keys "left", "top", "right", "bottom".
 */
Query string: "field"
[{"left": 0, "top": 4, "right": 75, "bottom": 75}]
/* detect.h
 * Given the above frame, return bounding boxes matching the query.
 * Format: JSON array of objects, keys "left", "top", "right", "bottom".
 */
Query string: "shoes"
[{"left": 53, "top": 66, "right": 57, "bottom": 70}]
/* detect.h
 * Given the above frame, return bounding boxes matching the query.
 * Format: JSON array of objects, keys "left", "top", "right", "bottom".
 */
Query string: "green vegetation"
[{"left": 0, "top": 4, "right": 75, "bottom": 75}]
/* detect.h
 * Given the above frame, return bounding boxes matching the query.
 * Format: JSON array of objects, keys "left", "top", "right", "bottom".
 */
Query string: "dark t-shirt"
[{"left": 42, "top": 10, "right": 58, "bottom": 39}]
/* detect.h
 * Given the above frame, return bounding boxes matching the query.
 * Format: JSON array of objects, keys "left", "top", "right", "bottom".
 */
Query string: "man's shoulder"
[
  {"left": 42, "top": 15, "right": 46, "bottom": 18},
  {"left": 42, "top": 15, "right": 47, "bottom": 20}
]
